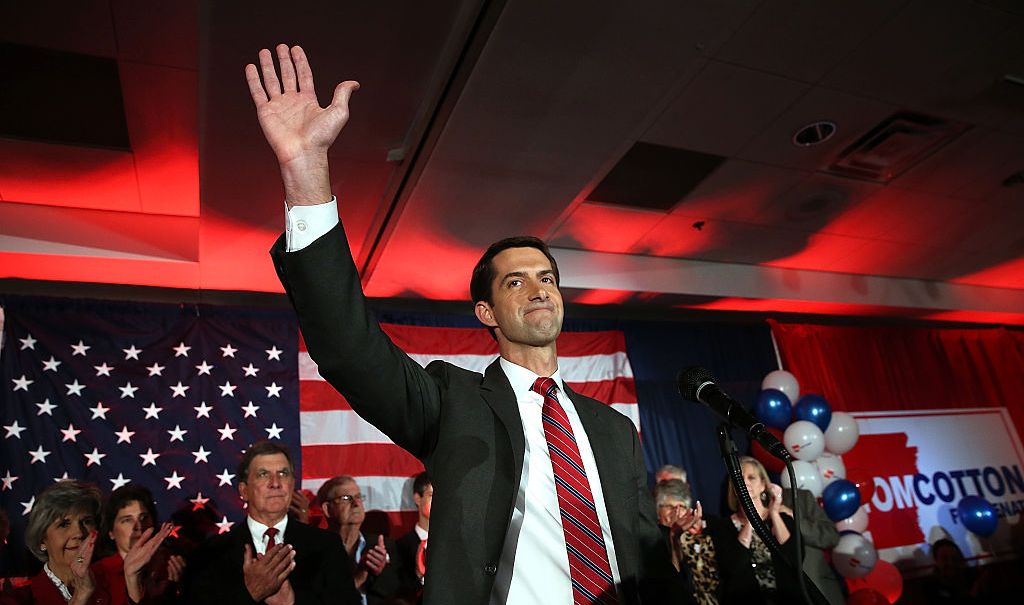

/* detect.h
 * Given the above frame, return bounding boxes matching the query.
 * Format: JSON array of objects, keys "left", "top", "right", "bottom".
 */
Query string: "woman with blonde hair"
[{"left": 705, "top": 456, "right": 800, "bottom": 605}]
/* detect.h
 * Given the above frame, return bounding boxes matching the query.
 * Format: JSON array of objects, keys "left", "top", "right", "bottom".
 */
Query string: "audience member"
[
  {"left": 780, "top": 488, "right": 844, "bottom": 605},
  {"left": 921, "top": 538, "right": 980, "bottom": 604},
  {"left": 185, "top": 441, "right": 360, "bottom": 605},
  {"left": 317, "top": 477, "right": 399, "bottom": 604},
  {"left": 655, "top": 479, "right": 715, "bottom": 605},
  {"left": 705, "top": 456, "right": 799, "bottom": 605},
  {"left": 656, "top": 464, "right": 688, "bottom": 484},
  {"left": 95, "top": 484, "right": 184, "bottom": 605},
  {"left": 393, "top": 473, "right": 431, "bottom": 604}
]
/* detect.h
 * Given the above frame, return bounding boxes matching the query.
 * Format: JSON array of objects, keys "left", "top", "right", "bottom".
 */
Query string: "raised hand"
[
  {"left": 289, "top": 490, "right": 310, "bottom": 524},
  {"left": 124, "top": 522, "right": 174, "bottom": 602},
  {"left": 243, "top": 543, "right": 295, "bottom": 601},
  {"left": 244, "top": 44, "right": 359, "bottom": 205},
  {"left": 68, "top": 532, "right": 97, "bottom": 605},
  {"left": 670, "top": 500, "right": 703, "bottom": 536},
  {"left": 362, "top": 535, "right": 389, "bottom": 576},
  {"left": 265, "top": 579, "right": 295, "bottom": 605}
]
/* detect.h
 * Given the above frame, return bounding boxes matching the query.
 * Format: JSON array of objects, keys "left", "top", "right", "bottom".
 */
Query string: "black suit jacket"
[
  {"left": 391, "top": 530, "right": 425, "bottom": 603},
  {"left": 271, "top": 223, "right": 676, "bottom": 605},
  {"left": 186, "top": 519, "right": 360, "bottom": 605}
]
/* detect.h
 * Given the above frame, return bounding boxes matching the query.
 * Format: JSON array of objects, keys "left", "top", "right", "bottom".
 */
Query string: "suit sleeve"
[
  {"left": 292, "top": 532, "right": 360, "bottom": 605},
  {"left": 270, "top": 224, "right": 442, "bottom": 460},
  {"left": 794, "top": 489, "right": 840, "bottom": 550}
]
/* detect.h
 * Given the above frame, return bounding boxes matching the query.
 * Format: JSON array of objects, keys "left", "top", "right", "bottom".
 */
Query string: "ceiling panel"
[
  {"left": 892, "top": 128, "right": 1024, "bottom": 201},
  {"left": 670, "top": 159, "right": 810, "bottom": 222},
  {"left": 549, "top": 202, "right": 665, "bottom": 254}
]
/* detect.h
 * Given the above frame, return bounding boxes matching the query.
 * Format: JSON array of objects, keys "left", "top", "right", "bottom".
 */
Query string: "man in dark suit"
[
  {"left": 247, "top": 44, "right": 678, "bottom": 604},
  {"left": 317, "top": 476, "right": 400, "bottom": 604},
  {"left": 186, "top": 441, "right": 360, "bottom": 605},
  {"left": 392, "top": 472, "right": 432, "bottom": 603},
  {"left": 781, "top": 488, "right": 845, "bottom": 605}
]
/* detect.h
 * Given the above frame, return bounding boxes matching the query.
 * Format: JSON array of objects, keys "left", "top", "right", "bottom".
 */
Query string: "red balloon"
[
  {"left": 847, "top": 588, "right": 889, "bottom": 605},
  {"left": 847, "top": 560, "right": 903, "bottom": 604},
  {"left": 751, "top": 427, "right": 786, "bottom": 473},
  {"left": 846, "top": 468, "right": 875, "bottom": 505}
]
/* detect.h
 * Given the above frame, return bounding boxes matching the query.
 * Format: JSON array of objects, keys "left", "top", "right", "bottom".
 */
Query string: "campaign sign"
[{"left": 843, "top": 408, "right": 1024, "bottom": 569}]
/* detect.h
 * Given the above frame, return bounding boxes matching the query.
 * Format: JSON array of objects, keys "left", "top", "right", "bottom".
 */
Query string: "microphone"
[{"left": 679, "top": 366, "right": 791, "bottom": 462}]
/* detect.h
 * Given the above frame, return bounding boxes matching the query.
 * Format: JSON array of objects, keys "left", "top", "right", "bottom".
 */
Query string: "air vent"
[
  {"left": 827, "top": 111, "right": 970, "bottom": 183},
  {"left": 0, "top": 43, "right": 130, "bottom": 150},
  {"left": 586, "top": 142, "right": 725, "bottom": 211}
]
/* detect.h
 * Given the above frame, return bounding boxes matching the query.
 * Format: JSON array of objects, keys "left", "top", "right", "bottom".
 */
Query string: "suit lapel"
[{"left": 480, "top": 359, "right": 526, "bottom": 492}]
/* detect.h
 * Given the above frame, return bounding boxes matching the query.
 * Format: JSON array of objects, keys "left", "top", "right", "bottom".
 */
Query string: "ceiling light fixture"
[{"left": 792, "top": 120, "right": 837, "bottom": 147}]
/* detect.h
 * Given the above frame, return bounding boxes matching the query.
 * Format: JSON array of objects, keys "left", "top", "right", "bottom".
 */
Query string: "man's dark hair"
[
  {"left": 413, "top": 471, "right": 432, "bottom": 497},
  {"left": 469, "top": 236, "right": 560, "bottom": 305},
  {"left": 236, "top": 440, "right": 294, "bottom": 484}
]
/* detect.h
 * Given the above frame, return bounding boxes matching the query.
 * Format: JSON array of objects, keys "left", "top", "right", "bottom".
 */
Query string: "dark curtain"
[{"left": 768, "top": 320, "right": 1024, "bottom": 438}]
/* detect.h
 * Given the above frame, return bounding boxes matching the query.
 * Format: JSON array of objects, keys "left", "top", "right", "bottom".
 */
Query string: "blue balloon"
[
  {"left": 958, "top": 495, "right": 998, "bottom": 537},
  {"left": 755, "top": 389, "right": 792, "bottom": 429},
  {"left": 795, "top": 394, "right": 832, "bottom": 432},
  {"left": 822, "top": 479, "right": 861, "bottom": 522}
]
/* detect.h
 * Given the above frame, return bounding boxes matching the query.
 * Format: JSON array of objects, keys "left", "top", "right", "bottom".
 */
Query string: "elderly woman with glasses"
[{"left": 6, "top": 481, "right": 172, "bottom": 605}]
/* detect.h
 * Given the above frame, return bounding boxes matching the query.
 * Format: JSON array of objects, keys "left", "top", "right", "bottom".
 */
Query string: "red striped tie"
[
  {"left": 532, "top": 377, "right": 617, "bottom": 605},
  {"left": 264, "top": 527, "right": 279, "bottom": 548}
]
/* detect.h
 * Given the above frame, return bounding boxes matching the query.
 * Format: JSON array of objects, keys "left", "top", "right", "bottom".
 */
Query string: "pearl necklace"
[{"left": 43, "top": 563, "right": 73, "bottom": 601}]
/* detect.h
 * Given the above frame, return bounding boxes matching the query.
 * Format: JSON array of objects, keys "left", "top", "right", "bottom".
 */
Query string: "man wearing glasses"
[
  {"left": 317, "top": 476, "right": 400, "bottom": 604},
  {"left": 187, "top": 441, "right": 360, "bottom": 604}
]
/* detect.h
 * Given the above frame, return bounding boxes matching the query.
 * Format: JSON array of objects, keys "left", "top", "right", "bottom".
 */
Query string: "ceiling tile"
[
  {"left": 670, "top": 159, "right": 810, "bottom": 222},
  {"left": 892, "top": 128, "right": 1024, "bottom": 201},
  {"left": 549, "top": 203, "right": 665, "bottom": 254}
]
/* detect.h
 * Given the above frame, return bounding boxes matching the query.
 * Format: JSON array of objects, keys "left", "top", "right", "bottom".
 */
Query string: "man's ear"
[
  {"left": 474, "top": 301, "right": 496, "bottom": 328},
  {"left": 238, "top": 481, "right": 249, "bottom": 502}
]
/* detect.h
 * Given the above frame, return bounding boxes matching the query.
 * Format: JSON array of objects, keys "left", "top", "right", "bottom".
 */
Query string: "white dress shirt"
[{"left": 247, "top": 515, "right": 289, "bottom": 556}]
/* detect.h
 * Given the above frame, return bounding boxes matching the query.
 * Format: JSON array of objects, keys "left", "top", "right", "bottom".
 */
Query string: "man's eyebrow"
[{"left": 501, "top": 269, "right": 555, "bottom": 282}]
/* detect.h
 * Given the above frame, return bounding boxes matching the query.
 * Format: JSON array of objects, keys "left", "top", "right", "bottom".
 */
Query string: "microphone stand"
[{"left": 717, "top": 424, "right": 824, "bottom": 605}]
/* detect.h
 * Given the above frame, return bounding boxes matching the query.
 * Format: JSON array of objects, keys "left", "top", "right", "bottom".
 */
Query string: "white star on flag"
[
  {"left": 242, "top": 363, "right": 259, "bottom": 377},
  {"left": 71, "top": 340, "right": 90, "bottom": 356},
  {"left": 12, "top": 375, "right": 33, "bottom": 392},
  {"left": 167, "top": 425, "right": 188, "bottom": 442},
  {"left": 123, "top": 345, "right": 142, "bottom": 360},
  {"left": 2, "top": 471, "right": 18, "bottom": 491},
  {"left": 195, "top": 361, "right": 214, "bottom": 375},
  {"left": 164, "top": 471, "right": 185, "bottom": 490},
  {"left": 215, "top": 469, "right": 235, "bottom": 486},
  {"left": 42, "top": 356, "right": 61, "bottom": 372},
  {"left": 194, "top": 401, "right": 213, "bottom": 418},
  {"left": 192, "top": 446, "right": 211, "bottom": 463},
  {"left": 110, "top": 473, "right": 131, "bottom": 489},
  {"left": 35, "top": 399, "right": 56, "bottom": 416},
  {"left": 19, "top": 334, "right": 37, "bottom": 349},
  {"left": 215, "top": 515, "right": 234, "bottom": 534},
  {"left": 170, "top": 381, "right": 190, "bottom": 398},
  {"left": 94, "top": 362, "right": 114, "bottom": 376},
  {"left": 265, "top": 423, "right": 284, "bottom": 439},
  {"left": 115, "top": 426, "right": 136, "bottom": 444},
  {"left": 217, "top": 423, "right": 237, "bottom": 441},
  {"left": 29, "top": 446, "right": 52, "bottom": 464},
  {"left": 221, "top": 344, "right": 238, "bottom": 358},
  {"left": 139, "top": 448, "right": 161, "bottom": 466},
  {"left": 142, "top": 403, "right": 163, "bottom": 419},
  {"left": 65, "top": 380, "right": 85, "bottom": 396},
  {"left": 146, "top": 363, "right": 165, "bottom": 376},
  {"left": 191, "top": 492, "right": 210, "bottom": 510},
  {"left": 266, "top": 346, "right": 282, "bottom": 361},
  {"left": 173, "top": 342, "right": 191, "bottom": 357},
  {"left": 60, "top": 424, "right": 82, "bottom": 443},
  {"left": 265, "top": 382, "right": 282, "bottom": 398},
  {"left": 90, "top": 402, "right": 111, "bottom": 420},
  {"left": 241, "top": 402, "right": 260, "bottom": 418},
  {"left": 119, "top": 382, "right": 139, "bottom": 398},
  {"left": 21, "top": 496, "right": 35, "bottom": 516},
  {"left": 219, "top": 381, "right": 237, "bottom": 397},
  {"left": 84, "top": 448, "right": 106, "bottom": 467},
  {"left": 4, "top": 420, "right": 26, "bottom": 439}
]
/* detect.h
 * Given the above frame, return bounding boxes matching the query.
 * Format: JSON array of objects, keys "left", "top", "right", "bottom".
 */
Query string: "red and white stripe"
[{"left": 299, "top": 325, "right": 639, "bottom": 535}]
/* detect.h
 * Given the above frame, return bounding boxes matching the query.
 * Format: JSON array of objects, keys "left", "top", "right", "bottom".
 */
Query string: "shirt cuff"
[{"left": 285, "top": 197, "right": 340, "bottom": 252}]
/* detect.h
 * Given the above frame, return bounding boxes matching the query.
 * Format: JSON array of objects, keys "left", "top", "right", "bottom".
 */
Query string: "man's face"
[
  {"left": 239, "top": 453, "right": 295, "bottom": 524},
  {"left": 413, "top": 484, "right": 433, "bottom": 520},
  {"left": 475, "top": 247, "right": 563, "bottom": 348},
  {"left": 323, "top": 479, "right": 365, "bottom": 528}
]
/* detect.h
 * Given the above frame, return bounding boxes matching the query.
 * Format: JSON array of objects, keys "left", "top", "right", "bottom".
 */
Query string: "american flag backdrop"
[{"left": 2, "top": 296, "right": 640, "bottom": 558}]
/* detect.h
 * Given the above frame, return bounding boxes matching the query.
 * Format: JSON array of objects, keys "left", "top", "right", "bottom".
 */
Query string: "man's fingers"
[
  {"left": 259, "top": 48, "right": 282, "bottom": 98},
  {"left": 276, "top": 44, "right": 297, "bottom": 93},
  {"left": 377, "top": 535, "right": 385, "bottom": 548},
  {"left": 330, "top": 80, "right": 360, "bottom": 113},
  {"left": 245, "top": 64, "right": 268, "bottom": 107},
  {"left": 243, "top": 544, "right": 254, "bottom": 566},
  {"left": 291, "top": 46, "right": 316, "bottom": 95}
]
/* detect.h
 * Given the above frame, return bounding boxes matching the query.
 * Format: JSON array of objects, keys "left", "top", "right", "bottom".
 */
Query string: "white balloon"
[
  {"left": 832, "top": 532, "right": 878, "bottom": 578},
  {"left": 762, "top": 370, "right": 800, "bottom": 403},
  {"left": 780, "top": 460, "right": 824, "bottom": 498},
  {"left": 815, "top": 452, "right": 847, "bottom": 488},
  {"left": 825, "top": 412, "right": 860, "bottom": 455},
  {"left": 784, "top": 420, "right": 825, "bottom": 461},
  {"left": 835, "top": 506, "right": 869, "bottom": 534}
]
